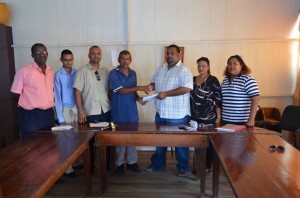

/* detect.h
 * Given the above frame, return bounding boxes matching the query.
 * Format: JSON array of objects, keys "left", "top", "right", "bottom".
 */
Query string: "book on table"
[{"left": 215, "top": 124, "right": 246, "bottom": 132}]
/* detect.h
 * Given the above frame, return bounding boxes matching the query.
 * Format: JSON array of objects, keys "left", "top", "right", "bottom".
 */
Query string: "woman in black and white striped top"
[{"left": 221, "top": 55, "right": 260, "bottom": 126}]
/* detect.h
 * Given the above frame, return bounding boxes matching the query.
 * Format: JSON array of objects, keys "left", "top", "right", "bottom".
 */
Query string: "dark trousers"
[
  {"left": 87, "top": 111, "right": 111, "bottom": 172},
  {"left": 191, "top": 117, "right": 215, "bottom": 169},
  {"left": 18, "top": 107, "right": 55, "bottom": 139}
]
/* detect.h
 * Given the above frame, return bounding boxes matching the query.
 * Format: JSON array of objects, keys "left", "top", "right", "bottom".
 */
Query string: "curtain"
[{"left": 293, "top": 19, "right": 300, "bottom": 105}]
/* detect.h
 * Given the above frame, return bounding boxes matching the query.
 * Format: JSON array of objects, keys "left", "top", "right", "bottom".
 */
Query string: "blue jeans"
[{"left": 150, "top": 113, "right": 190, "bottom": 172}]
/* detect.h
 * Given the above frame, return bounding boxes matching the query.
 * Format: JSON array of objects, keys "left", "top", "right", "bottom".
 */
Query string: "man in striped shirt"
[{"left": 145, "top": 44, "right": 193, "bottom": 177}]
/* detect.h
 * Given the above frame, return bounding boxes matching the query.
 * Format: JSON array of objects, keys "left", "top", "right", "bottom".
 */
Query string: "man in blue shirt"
[
  {"left": 54, "top": 49, "right": 77, "bottom": 177},
  {"left": 109, "top": 50, "right": 148, "bottom": 175}
]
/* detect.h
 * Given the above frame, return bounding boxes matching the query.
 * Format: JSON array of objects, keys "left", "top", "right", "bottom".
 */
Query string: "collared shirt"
[
  {"left": 221, "top": 74, "right": 260, "bottom": 123},
  {"left": 151, "top": 61, "right": 193, "bottom": 119},
  {"left": 11, "top": 62, "right": 54, "bottom": 110},
  {"left": 54, "top": 66, "right": 77, "bottom": 123},
  {"left": 73, "top": 63, "right": 111, "bottom": 116},
  {"left": 109, "top": 66, "right": 138, "bottom": 122}
]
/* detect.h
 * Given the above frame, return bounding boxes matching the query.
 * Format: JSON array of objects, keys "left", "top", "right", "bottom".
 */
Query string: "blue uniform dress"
[{"left": 109, "top": 66, "right": 139, "bottom": 166}]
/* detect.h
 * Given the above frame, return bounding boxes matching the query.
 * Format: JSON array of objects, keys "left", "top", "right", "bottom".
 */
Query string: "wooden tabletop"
[
  {"left": 97, "top": 122, "right": 280, "bottom": 135},
  {"left": 210, "top": 133, "right": 300, "bottom": 197},
  {"left": 0, "top": 131, "right": 94, "bottom": 198},
  {"left": 96, "top": 122, "right": 208, "bottom": 197}
]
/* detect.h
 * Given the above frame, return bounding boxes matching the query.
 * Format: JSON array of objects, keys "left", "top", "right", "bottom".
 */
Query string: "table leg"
[
  {"left": 197, "top": 147, "right": 206, "bottom": 198},
  {"left": 212, "top": 146, "right": 220, "bottom": 198},
  {"left": 109, "top": 146, "right": 115, "bottom": 176},
  {"left": 99, "top": 145, "right": 107, "bottom": 194},
  {"left": 83, "top": 145, "right": 91, "bottom": 194}
]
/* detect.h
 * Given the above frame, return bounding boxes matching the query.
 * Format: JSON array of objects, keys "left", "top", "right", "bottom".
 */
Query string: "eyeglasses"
[
  {"left": 35, "top": 51, "right": 48, "bottom": 55},
  {"left": 95, "top": 71, "right": 100, "bottom": 81},
  {"left": 269, "top": 145, "right": 285, "bottom": 153}
]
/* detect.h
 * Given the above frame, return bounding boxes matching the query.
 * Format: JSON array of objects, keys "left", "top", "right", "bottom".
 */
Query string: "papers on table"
[
  {"left": 215, "top": 124, "right": 246, "bottom": 132},
  {"left": 89, "top": 122, "right": 110, "bottom": 128},
  {"left": 142, "top": 93, "right": 158, "bottom": 102},
  {"left": 51, "top": 125, "right": 73, "bottom": 131}
]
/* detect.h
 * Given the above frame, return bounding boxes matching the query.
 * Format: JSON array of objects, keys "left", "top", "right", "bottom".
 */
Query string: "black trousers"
[
  {"left": 87, "top": 111, "right": 111, "bottom": 173},
  {"left": 18, "top": 107, "right": 55, "bottom": 139}
]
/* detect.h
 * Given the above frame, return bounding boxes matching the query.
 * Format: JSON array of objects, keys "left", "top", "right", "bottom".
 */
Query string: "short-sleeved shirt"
[
  {"left": 221, "top": 74, "right": 260, "bottom": 123},
  {"left": 54, "top": 67, "right": 77, "bottom": 123},
  {"left": 190, "top": 75, "right": 222, "bottom": 122},
  {"left": 11, "top": 62, "right": 54, "bottom": 110},
  {"left": 109, "top": 66, "right": 138, "bottom": 122},
  {"left": 151, "top": 61, "right": 193, "bottom": 119},
  {"left": 73, "top": 63, "right": 111, "bottom": 116}
]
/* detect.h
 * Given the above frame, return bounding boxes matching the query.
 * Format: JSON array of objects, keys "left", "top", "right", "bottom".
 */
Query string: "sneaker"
[
  {"left": 64, "top": 172, "right": 76, "bottom": 178},
  {"left": 178, "top": 170, "right": 189, "bottom": 177},
  {"left": 145, "top": 165, "right": 155, "bottom": 172},
  {"left": 127, "top": 163, "right": 141, "bottom": 173},
  {"left": 116, "top": 164, "right": 124, "bottom": 176}
]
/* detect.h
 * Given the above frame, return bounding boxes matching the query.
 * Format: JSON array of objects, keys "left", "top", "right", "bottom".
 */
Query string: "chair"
[
  {"left": 262, "top": 107, "right": 281, "bottom": 130},
  {"left": 277, "top": 105, "right": 300, "bottom": 149},
  {"left": 255, "top": 107, "right": 281, "bottom": 131},
  {"left": 260, "top": 105, "right": 300, "bottom": 149},
  {"left": 255, "top": 106, "right": 265, "bottom": 126}
]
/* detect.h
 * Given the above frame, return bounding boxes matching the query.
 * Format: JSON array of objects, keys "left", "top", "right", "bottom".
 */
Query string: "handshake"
[
  {"left": 137, "top": 84, "right": 155, "bottom": 105},
  {"left": 137, "top": 84, "right": 154, "bottom": 94}
]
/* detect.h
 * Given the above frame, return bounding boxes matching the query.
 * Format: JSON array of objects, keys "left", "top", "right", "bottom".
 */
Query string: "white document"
[
  {"left": 89, "top": 122, "right": 110, "bottom": 128},
  {"left": 111, "top": 50, "right": 119, "bottom": 67},
  {"left": 51, "top": 125, "right": 73, "bottom": 131},
  {"left": 142, "top": 93, "right": 158, "bottom": 102}
]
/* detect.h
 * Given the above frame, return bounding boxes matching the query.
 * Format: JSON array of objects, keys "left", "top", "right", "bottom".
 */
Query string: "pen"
[
  {"left": 199, "top": 123, "right": 214, "bottom": 127},
  {"left": 101, "top": 126, "right": 110, "bottom": 130}
]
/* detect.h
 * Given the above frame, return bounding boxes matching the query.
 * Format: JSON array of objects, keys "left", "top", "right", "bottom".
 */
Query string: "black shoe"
[
  {"left": 116, "top": 164, "right": 125, "bottom": 176},
  {"left": 64, "top": 172, "right": 76, "bottom": 178},
  {"left": 73, "top": 164, "right": 84, "bottom": 169},
  {"left": 127, "top": 163, "right": 141, "bottom": 173},
  {"left": 191, "top": 168, "right": 210, "bottom": 175}
]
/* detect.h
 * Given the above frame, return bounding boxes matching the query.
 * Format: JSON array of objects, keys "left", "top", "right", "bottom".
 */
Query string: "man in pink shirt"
[{"left": 11, "top": 43, "right": 55, "bottom": 139}]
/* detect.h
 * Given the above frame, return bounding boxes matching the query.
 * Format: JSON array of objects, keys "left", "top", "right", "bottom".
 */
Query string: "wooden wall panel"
[{"left": 1, "top": 0, "right": 300, "bottom": 122}]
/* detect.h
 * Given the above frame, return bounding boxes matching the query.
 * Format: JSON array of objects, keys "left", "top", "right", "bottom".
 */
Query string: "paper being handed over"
[{"left": 142, "top": 93, "right": 158, "bottom": 102}]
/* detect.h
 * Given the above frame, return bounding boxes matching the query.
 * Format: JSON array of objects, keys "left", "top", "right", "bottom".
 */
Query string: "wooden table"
[
  {"left": 0, "top": 131, "right": 93, "bottom": 198},
  {"left": 96, "top": 122, "right": 209, "bottom": 197},
  {"left": 210, "top": 133, "right": 300, "bottom": 198}
]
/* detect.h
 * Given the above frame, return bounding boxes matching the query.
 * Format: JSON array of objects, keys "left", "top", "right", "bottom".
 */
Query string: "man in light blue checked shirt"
[{"left": 145, "top": 44, "right": 193, "bottom": 177}]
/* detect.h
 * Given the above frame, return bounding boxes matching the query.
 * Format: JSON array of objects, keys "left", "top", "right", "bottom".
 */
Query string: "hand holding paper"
[{"left": 142, "top": 93, "right": 158, "bottom": 102}]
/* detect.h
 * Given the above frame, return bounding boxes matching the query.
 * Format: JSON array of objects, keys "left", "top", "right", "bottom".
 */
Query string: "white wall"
[{"left": 3, "top": 0, "right": 300, "bottom": 120}]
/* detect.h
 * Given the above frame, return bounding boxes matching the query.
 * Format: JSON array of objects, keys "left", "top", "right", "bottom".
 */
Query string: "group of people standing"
[{"left": 10, "top": 43, "right": 259, "bottom": 178}]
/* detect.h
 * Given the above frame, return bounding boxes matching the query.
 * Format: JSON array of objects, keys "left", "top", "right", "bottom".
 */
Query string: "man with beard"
[
  {"left": 11, "top": 43, "right": 55, "bottom": 139},
  {"left": 145, "top": 44, "right": 193, "bottom": 177}
]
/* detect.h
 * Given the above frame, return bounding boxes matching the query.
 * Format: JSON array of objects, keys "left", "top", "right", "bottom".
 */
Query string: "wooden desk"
[
  {"left": 96, "top": 122, "right": 208, "bottom": 197},
  {"left": 0, "top": 131, "right": 93, "bottom": 198},
  {"left": 210, "top": 133, "right": 300, "bottom": 198}
]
